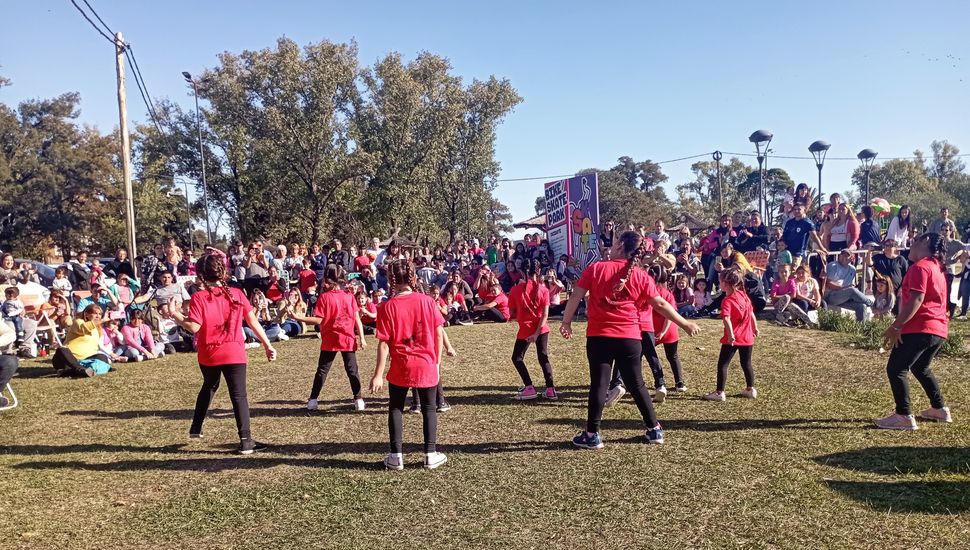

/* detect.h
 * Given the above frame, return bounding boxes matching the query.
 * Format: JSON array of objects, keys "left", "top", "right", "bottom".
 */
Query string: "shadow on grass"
[
  {"left": 815, "top": 447, "right": 970, "bottom": 514},
  {"left": 538, "top": 416, "right": 869, "bottom": 432},
  {"left": 10, "top": 365, "right": 58, "bottom": 380},
  {"left": 59, "top": 406, "right": 387, "bottom": 420},
  {"left": 12, "top": 456, "right": 382, "bottom": 472}
]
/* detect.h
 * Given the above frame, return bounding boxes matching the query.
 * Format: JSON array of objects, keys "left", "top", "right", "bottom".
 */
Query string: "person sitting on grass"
[
  {"left": 673, "top": 274, "right": 695, "bottom": 317},
  {"left": 122, "top": 309, "right": 166, "bottom": 362},
  {"left": 356, "top": 289, "right": 377, "bottom": 334},
  {"left": 472, "top": 282, "right": 509, "bottom": 323},
  {"left": 100, "top": 318, "right": 129, "bottom": 363},
  {"left": 52, "top": 305, "right": 119, "bottom": 377},
  {"left": 872, "top": 275, "right": 896, "bottom": 320},
  {"left": 2, "top": 287, "right": 25, "bottom": 345},
  {"left": 792, "top": 264, "right": 822, "bottom": 314},
  {"left": 770, "top": 264, "right": 816, "bottom": 328},
  {"left": 692, "top": 279, "right": 712, "bottom": 314}
]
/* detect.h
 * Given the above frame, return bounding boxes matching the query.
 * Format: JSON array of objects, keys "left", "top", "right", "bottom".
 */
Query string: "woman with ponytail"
[
  {"left": 169, "top": 254, "right": 277, "bottom": 455},
  {"left": 560, "top": 231, "right": 700, "bottom": 449},
  {"left": 370, "top": 259, "right": 449, "bottom": 470},
  {"left": 508, "top": 259, "right": 557, "bottom": 400},
  {"left": 875, "top": 232, "right": 953, "bottom": 430},
  {"left": 291, "top": 264, "right": 368, "bottom": 412}
]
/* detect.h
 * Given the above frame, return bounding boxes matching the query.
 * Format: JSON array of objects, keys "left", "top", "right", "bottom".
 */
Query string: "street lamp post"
[
  {"left": 182, "top": 71, "right": 212, "bottom": 244},
  {"left": 857, "top": 148, "right": 878, "bottom": 206},
  {"left": 713, "top": 150, "right": 724, "bottom": 217},
  {"left": 808, "top": 140, "right": 831, "bottom": 209},
  {"left": 170, "top": 186, "right": 193, "bottom": 252},
  {"left": 749, "top": 130, "right": 773, "bottom": 220}
]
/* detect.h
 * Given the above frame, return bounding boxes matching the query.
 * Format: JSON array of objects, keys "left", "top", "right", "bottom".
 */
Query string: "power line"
[
  {"left": 68, "top": 0, "right": 114, "bottom": 44},
  {"left": 81, "top": 0, "right": 115, "bottom": 36},
  {"left": 721, "top": 151, "right": 970, "bottom": 162}
]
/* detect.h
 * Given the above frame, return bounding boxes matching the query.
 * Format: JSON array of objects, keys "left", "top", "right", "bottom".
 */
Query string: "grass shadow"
[
  {"left": 815, "top": 446, "right": 970, "bottom": 476},
  {"left": 823, "top": 479, "right": 970, "bottom": 514},
  {"left": 12, "top": 456, "right": 382, "bottom": 472},
  {"left": 537, "top": 416, "right": 869, "bottom": 432}
]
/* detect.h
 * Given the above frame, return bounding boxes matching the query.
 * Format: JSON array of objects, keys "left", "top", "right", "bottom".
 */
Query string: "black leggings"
[
  {"left": 610, "top": 331, "right": 664, "bottom": 389},
  {"left": 716, "top": 345, "right": 755, "bottom": 392},
  {"left": 191, "top": 363, "right": 250, "bottom": 440},
  {"left": 309, "top": 350, "right": 361, "bottom": 399},
  {"left": 389, "top": 383, "right": 437, "bottom": 453},
  {"left": 587, "top": 336, "right": 658, "bottom": 433},
  {"left": 660, "top": 341, "right": 684, "bottom": 387},
  {"left": 411, "top": 382, "right": 446, "bottom": 407},
  {"left": 548, "top": 303, "right": 566, "bottom": 316},
  {"left": 887, "top": 333, "right": 946, "bottom": 415},
  {"left": 511, "top": 333, "right": 554, "bottom": 388},
  {"left": 476, "top": 307, "right": 507, "bottom": 323},
  {"left": 51, "top": 347, "right": 109, "bottom": 375}
]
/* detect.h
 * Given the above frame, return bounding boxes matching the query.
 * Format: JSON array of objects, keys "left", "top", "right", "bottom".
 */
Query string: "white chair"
[{"left": 0, "top": 383, "right": 17, "bottom": 411}]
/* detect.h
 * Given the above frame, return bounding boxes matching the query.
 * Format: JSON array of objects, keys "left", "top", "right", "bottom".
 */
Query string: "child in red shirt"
[
  {"left": 370, "top": 259, "right": 449, "bottom": 470},
  {"left": 292, "top": 265, "right": 367, "bottom": 412},
  {"left": 472, "top": 283, "right": 509, "bottom": 323},
  {"left": 704, "top": 268, "right": 758, "bottom": 401},
  {"left": 508, "top": 259, "right": 557, "bottom": 400},
  {"left": 356, "top": 290, "right": 377, "bottom": 334},
  {"left": 649, "top": 266, "right": 686, "bottom": 393}
]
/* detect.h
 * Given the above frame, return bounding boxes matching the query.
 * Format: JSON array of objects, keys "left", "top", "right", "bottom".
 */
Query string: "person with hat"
[
  {"left": 824, "top": 249, "right": 874, "bottom": 321},
  {"left": 76, "top": 282, "right": 118, "bottom": 314}
]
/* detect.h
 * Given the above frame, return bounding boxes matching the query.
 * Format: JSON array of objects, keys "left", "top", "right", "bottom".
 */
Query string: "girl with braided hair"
[
  {"left": 508, "top": 258, "right": 557, "bottom": 400},
  {"left": 371, "top": 259, "right": 449, "bottom": 469},
  {"left": 875, "top": 232, "right": 953, "bottom": 430},
  {"left": 291, "top": 264, "right": 368, "bottom": 412},
  {"left": 168, "top": 253, "right": 277, "bottom": 455},
  {"left": 560, "top": 231, "right": 700, "bottom": 449}
]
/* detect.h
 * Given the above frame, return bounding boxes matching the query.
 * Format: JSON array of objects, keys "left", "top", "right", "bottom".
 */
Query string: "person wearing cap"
[
  {"left": 824, "top": 249, "right": 874, "bottom": 321},
  {"left": 468, "top": 239, "right": 485, "bottom": 260},
  {"left": 76, "top": 282, "right": 118, "bottom": 314}
]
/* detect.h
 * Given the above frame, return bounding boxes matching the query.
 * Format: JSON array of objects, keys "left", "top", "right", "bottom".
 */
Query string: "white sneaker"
[
  {"left": 277, "top": 332, "right": 289, "bottom": 341},
  {"left": 244, "top": 342, "right": 260, "bottom": 349},
  {"left": 604, "top": 385, "right": 626, "bottom": 407},
  {"left": 703, "top": 391, "right": 726, "bottom": 402},
  {"left": 353, "top": 398, "right": 366, "bottom": 411},
  {"left": 424, "top": 451, "right": 448, "bottom": 469},
  {"left": 307, "top": 399, "right": 318, "bottom": 411},
  {"left": 740, "top": 387, "right": 758, "bottom": 399},
  {"left": 384, "top": 453, "right": 404, "bottom": 470},
  {"left": 653, "top": 386, "right": 668, "bottom": 404}
]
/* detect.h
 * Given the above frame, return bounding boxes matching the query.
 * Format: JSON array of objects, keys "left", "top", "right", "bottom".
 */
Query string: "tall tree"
[
  {"left": 676, "top": 157, "right": 754, "bottom": 222},
  {"left": 610, "top": 156, "right": 668, "bottom": 191}
]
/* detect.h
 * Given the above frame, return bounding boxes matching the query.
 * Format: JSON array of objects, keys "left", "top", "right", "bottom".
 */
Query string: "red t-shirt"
[
  {"left": 900, "top": 257, "right": 949, "bottom": 338},
  {"left": 353, "top": 255, "right": 371, "bottom": 273},
  {"left": 361, "top": 301, "right": 378, "bottom": 325},
  {"left": 578, "top": 260, "right": 657, "bottom": 340},
  {"left": 313, "top": 289, "right": 358, "bottom": 352},
  {"left": 265, "top": 281, "right": 284, "bottom": 303},
  {"left": 188, "top": 286, "right": 253, "bottom": 366},
  {"left": 638, "top": 295, "right": 655, "bottom": 334},
  {"left": 509, "top": 282, "right": 550, "bottom": 340},
  {"left": 298, "top": 269, "right": 317, "bottom": 293},
  {"left": 491, "top": 292, "right": 510, "bottom": 320},
  {"left": 653, "top": 286, "right": 679, "bottom": 345},
  {"left": 721, "top": 290, "right": 755, "bottom": 346},
  {"left": 375, "top": 292, "right": 444, "bottom": 388}
]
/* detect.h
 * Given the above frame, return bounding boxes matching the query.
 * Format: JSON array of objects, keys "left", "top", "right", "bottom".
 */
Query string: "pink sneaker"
[
  {"left": 740, "top": 387, "right": 758, "bottom": 399},
  {"left": 874, "top": 412, "right": 918, "bottom": 430},
  {"left": 917, "top": 407, "right": 952, "bottom": 423},
  {"left": 702, "top": 391, "right": 726, "bottom": 402},
  {"left": 544, "top": 387, "right": 558, "bottom": 400},
  {"left": 514, "top": 385, "right": 538, "bottom": 400}
]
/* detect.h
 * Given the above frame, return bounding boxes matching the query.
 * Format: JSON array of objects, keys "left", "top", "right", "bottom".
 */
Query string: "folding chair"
[
  {"left": 744, "top": 250, "right": 770, "bottom": 276},
  {"left": 0, "top": 383, "right": 17, "bottom": 411}
]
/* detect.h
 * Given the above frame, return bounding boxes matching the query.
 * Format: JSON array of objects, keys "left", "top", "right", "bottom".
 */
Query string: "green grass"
[{"left": 3, "top": 320, "right": 970, "bottom": 549}]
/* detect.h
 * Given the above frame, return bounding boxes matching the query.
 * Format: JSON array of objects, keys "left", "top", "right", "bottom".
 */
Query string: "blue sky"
[{"left": 2, "top": 1, "right": 968, "bottom": 236}]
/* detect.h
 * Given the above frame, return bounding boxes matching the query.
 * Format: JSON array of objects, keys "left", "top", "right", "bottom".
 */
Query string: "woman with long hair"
[
  {"left": 875, "top": 232, "right": 953, "bottom": 430},
  {"left": 508, "top": 259, "right": 557, "bottom": 400},
  {"left": 169, "top": 254, "right": 277, "bottom": 455},
  {"left": 560, "top": 231, "right": 700, "bottom": 449},
  {"left": 886, "top": 205, "right": 912, "bottom": 249}
]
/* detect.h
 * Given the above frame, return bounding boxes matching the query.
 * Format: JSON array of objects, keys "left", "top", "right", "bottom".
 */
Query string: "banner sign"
[{"left": 543, "top": 173, "right": 600, "bottom": 271}]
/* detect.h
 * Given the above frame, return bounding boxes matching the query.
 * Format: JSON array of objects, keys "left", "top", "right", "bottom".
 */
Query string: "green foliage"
[
  {"left": 815, "top": 308, "right": 967, "bottom": 358},
  {"left": 676, "top": 157, "right": 756, "bottom": 223}
]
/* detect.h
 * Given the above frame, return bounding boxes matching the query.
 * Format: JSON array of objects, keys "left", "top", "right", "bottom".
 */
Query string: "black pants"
[
  {"left": 587, "top": 336, "right": 658, "bottom": 433},
  {"left": 945, "top": 273, "right": 955, "bottom": 316},
  {"left": 887, "top": 333, "right": 946, "bottom": 415},
  {"left": 475, "top": 307, "right": 507, "bottom": 323},
  {"left": 191, "top": 363, "right": 250, "bottom": 440},
  {"left": 51, "top": 347, "right": 109, "bottom": 375},
  {"left": 511, "top": 333, "right": 554, "bottom": 388},
  {"left": 793, "top": 298, "right": 816, "bottom": 312},
  {"left": 716, "top": 345, "right": 755, "bottom": 392},
  {"left": 548, "top": 303, "right": 566, "bottom": 316},
  {"left": 411, "top": 381, "right": 446, "bottom": 407},
  {"left": 660, "top": 341, "right": 684, "bottom": 387},
  {"left": 610, "top": 331, "right": 664, "bottom": 389},
  {"left": 0, "top": 355, "right": 18, "bottom": 387},
  {"left": 389, "top": 383, "right": 437, "bottom": 454},
  {"left": 309, "top": 350, "right": 361, "bottom": 399}
]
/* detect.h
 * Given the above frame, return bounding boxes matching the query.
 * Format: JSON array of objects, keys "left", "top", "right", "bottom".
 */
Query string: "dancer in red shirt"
[
  {"left": 560, "top": 231, "right": 700, "bottom": 449},
  {"left": 703, "top": 269, "right": 758, "bottom": 401},
  {"left": 508, "top": 259, "right": 557, "bottom": 400},
  {"left": 292, "top": 265, "right": 367, "bottom": 412},
  {"left": 876, "top": 232, "right": 953, "bottom": 429},
  {"left": 649, "top": 266, "right": 686, "bottom": 393},
  {"left": 169, "top": 254, "right": 276, "bottom": 455},
  {"left": 370, "top": 259, "right": 449, "bottom": 470}
]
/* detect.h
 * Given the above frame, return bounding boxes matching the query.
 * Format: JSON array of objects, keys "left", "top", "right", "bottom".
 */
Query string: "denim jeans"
[{"left": 824, "top": 287, "right": 874, "bottom": 321}]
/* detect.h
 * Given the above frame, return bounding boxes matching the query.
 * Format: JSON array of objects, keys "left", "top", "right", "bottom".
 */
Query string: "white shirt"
[{"left": 885, "top": 217, "right": 910, "bottom": 247}]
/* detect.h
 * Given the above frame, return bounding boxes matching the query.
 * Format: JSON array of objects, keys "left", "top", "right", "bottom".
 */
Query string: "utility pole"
[{"left": 115, "top": 32, "right": 138, "bottom": 276}]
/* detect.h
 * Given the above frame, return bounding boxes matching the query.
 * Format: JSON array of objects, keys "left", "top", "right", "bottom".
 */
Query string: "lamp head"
[
  {"left": 857, "top": 148, "right": 878, "bottom": 170},
  {"left": 749, "top": 129, "right": 773, "bottom": 154},
  {"left": 182, "top": 71, "right": 193, "bottom": 82},
  {"left": 809, "top": 140, "right": 831, "bottom": 166}
]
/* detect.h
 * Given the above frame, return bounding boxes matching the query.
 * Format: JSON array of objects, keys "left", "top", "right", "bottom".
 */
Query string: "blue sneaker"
[
  {"left": 572, "top": 431, "right": 604, "bottom": 450},
  {"left": 645, "top": 425, "right": 665, "bottom": 445}
]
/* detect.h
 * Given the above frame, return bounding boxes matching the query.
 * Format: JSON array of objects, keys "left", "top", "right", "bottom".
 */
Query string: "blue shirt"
[
  {"left": 76, "top": 295, "right": 114, "bottom": 313},
  {"left": 826, "top": 261, "right": 857, "bottom": 289},
  {"left": 859, "top": 219, "right": 881, "bottom": 247},
  {"left": 782, "top": 218, "right": 815, "bottom": 256}
]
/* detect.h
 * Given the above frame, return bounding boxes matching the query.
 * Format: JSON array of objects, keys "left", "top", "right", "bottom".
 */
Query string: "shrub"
[
  {"left": 816, "top": 308, "right": 861, "bottom": 334},
  {"left": 816, "top": 307, "right": 968, "bottom": 358}
]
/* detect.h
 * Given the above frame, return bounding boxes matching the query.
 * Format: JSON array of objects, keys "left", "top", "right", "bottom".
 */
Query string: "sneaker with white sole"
[
  {"left": 436, "top": 402, "right": 451, "bottom": 413},
  {"left": 384, "top": 453, "right": 404, "bottom": 470},
  {"left": 604, "top": 385, "right": 626, "bottom": 407},
  {"left": 703, "top": 391, "right": 726, "bottom": 402},
  {"left": 740, "top": 387, "right": 758, "bottom": 399},
  {"left": 353, "top": 398, "right": 366, "bottom": 411},
  {"left": 244, "top": 342, "right": 261, "bottom": 349},
  {"left": 514, "top": 385, "right": 538, "bottom": 400},
  {"left": 238, "top": 438, "right": 268, "bottom": 455},
  {"left": 653, "top": 385, "right": 668, "bottom": 404},
  {"left": 277, "top": 332, "right": 289, "bottom": 341},
  {"left": 572, "top": 431, "right": 604, "bottom": 450},
  {"left": 307, "top": 399, "right": 318, "bottom": 411},
  {"left": 675, "top": 383, "right": 688, "bottom": 393},
  {"left": 645, "top": 425, "right": 665, "bottom": 445},
  {"left": 917, "top": 406, "right": 952, "bottom": 423},
  {"left": 424, "top": 452, "right": 448, "bottom": 469},
  {"left": 874, "top": 412, "right": 918, "bottom": 430},
  {"left": 544, "top": 387, "right": 558, "bottom": 400}
]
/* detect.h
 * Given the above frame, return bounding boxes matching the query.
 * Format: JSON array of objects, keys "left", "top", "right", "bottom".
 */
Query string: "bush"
[
  {"left": 816, "top": 308, "right": 861, "bottom": 334},
  {"left": 816, "top": 308, "right": 968, "bottom": 358}
]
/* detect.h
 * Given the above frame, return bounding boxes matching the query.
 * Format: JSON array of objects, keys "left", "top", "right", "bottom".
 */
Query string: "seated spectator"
[
  {"left": 824, "top": 249, "right": 873, "bottom": 321},
  {"left": 106, "top": 247, "right": 136, "bottom": 280},
  {"left": 444, "top": 269, "right": 474, "bottom": 310},
  {"left": 0, "top": 323, "right": 19, "bottom": 408},
  {"left": 52, "top": 304, "right": 116, "bottom": 377},
  {"left": 650, "top": 240, "right": 677, "bottom": 272},
  {"left": 736, "top": 211, "right": 769, "bottom": 252},
  {"left": 100, "top": 318, "right": 129, "bottom": 363},
  {"left": 274, "top": 288, "right": 308, "bottom": 338},
  {"left": 2, "top": 287, "right": 25, "bottom": 345},
  {"left": 472, "top": 282, "right": 509, "bottom": 323},
  {"left": 355, "top": 290, "right": 377, "bottom": 333},
  {"left": 675, "top": 241, "right": 701, "bottom": 280},
  {"left": 543, "top": 269, "right": 566, "bottom": 316},
  {"left": 264, "top": 266, "right": 288, "bottom": 303},
  {"left": 52, "top": 266, "right": 73, "bottom": 293},
  {"left": 40, "top": 290, "right": 74, "bottom": 337},
  {"left": 498, "top": 260, "right": 522, "bottom": 293},
  {"left": 770, "top": 265, "right": 815, "bottom": 327},
  {"left": 108, "top": 273, "right": 142, "bottom": 311},
  {"left": 672, "top": 274, "right": 695, "bottom": 317},
  {"left": 122, "top": 310, "right": 166, "bottom": 361},
  {"left": 871, "top": 275, "right": 896, "bottom": 320},
  {"left": 77, "top": 283, "right": 118, "bottom": 314},
  {"left": 673, "top": 227, "right": 695, "bottom": 255},
  {"left": 0, "top": 254, "right": 24, "bottom": 285},
  {"left": 692, "top": 279, "right": 712, "bottom": 313},
  {"left": 437, "top": 284, "right": 472, "bottom": 326},
  {"left": 244, "top": 288, "right": 284, "bottom": 342},
  {"left": 713, "top": 243, "right": 752, "bottom": 279},
  {"left": 357, "top": 265, "right": 378, "bottom": 295},
  {"left": 792, "top": 264, "right": 821, "bottom": 313},
  {"left": 153, "top": 271, "right": 190, "bottom": 319}
]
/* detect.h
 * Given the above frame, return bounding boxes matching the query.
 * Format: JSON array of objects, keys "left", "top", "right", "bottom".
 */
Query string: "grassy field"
[{"left": 2, "top": 319, "right": 970, "bottom": 549}]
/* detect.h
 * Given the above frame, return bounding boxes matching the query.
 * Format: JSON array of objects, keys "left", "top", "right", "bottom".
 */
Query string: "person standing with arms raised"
[
  {"left": 169, "top": 254, "right": 277, "bottom": 454},
  {"left": 875, "top": 232, "right": 953, "bottom": 430},
  {"left": 560, "top": 231, "right": 700, "bottom": 449}
]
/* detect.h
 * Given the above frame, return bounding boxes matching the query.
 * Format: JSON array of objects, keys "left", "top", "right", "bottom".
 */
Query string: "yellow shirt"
[{"left": 66, "top": 320, "right": 102, "bottom": 359}]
